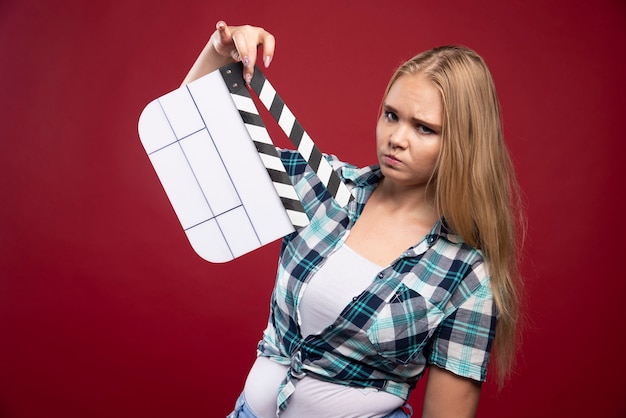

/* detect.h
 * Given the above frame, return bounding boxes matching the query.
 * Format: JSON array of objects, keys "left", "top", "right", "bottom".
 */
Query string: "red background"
[{"left": 1, "top": 0, "right": 625, "bottom": 417}]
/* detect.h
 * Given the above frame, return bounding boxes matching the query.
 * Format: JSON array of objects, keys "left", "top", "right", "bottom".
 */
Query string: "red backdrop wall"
[{"left": 1, "top": 0, "right": 625, "bottom": 417}]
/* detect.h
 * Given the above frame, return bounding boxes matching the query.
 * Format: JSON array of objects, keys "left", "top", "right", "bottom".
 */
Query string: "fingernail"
[
  {"left": 243, "top": 56, "right": 250, "bottom": 67},
  {"left": 264, "top": 55, "right": 272, "bottom": 68},
  {"left": 245, "top": 73, "right": 252, "bottom": 85}
]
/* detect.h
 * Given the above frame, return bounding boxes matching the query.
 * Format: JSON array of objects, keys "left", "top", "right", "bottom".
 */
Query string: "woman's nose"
[{"left": 388, "top": 124, "right": 409, "bottom": 148}]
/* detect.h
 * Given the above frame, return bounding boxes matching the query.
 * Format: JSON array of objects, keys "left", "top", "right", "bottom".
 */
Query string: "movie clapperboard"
[{"left": 137, "top": 62, "right": 353, "bottom": 262}]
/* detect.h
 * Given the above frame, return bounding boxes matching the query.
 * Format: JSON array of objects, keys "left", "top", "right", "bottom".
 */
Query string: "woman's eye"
[
  {"left": 417, "top": 124, "right": 435, "bottom": 135},
  {"left": 384, "top": 111, "right": 398, "bottom": 122}
]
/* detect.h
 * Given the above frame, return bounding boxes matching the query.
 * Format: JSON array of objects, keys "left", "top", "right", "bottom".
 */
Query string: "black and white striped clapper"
[
  {"left": 138, "top": 62, "right": 353, "bottom": 263},
  {"left": 220, "top": 63, "right": 353, "bottom": 209}
]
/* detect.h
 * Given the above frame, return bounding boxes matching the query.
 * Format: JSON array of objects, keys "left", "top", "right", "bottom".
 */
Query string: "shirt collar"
[
  {"left": 341, "top": 163, "right": 383, "bottom": 189},
  {"left": 342, "top": 164, "right": 464, "bottom": 246},
  {"left": 429, "top": 218, "right": 463, "bottom": 245}
]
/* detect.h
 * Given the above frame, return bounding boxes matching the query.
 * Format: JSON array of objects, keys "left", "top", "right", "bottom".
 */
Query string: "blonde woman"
[{"left": 183, "top": 21, "right": 523, "bottom": 418}]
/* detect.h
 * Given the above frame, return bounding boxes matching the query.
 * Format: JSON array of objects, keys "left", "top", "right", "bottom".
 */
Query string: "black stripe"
[
  {"left": 269, "top": 95, "right": 284, "bottom": 122},
  {"left": 239, "top": 110, "right": 264, "bottom": 127},
  {"left": 326, "top": 169, "right": 341, "bottom": 197},
  {"left": 249, "top": 68, "right": 266, "bottom": 94},
  {"left": 280, "top": 197, "right": 306, "bottom": 212},
  {"left": 254, "top": 141, "right": 279, "bottom": 156},
  {"left": 266, "top": 168, "right": 293, "bottom": 184},
  {"left": 307, "top": 147, "right": 323, "bottom": 173},
  {"left": 289, "top": 120, "right": 304, "bottom": 148},
  {"left": 231, "top": 88, "right": 250, "bottom": 98}
]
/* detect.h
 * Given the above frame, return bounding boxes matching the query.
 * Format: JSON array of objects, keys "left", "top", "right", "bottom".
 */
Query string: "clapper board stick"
[
  {"left": 138, "top": 62, "right": 353, "bottom": 263},
  {"left": 216, "top": 65, "right": 308, "bottom": 229},
  {"left": 220, "top": 63, "right": 354, "bottom": 209}
]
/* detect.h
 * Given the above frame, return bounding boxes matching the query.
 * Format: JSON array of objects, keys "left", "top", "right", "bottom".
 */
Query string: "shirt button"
[{"left": 377, "top": 273, "right": 384, "bottom": 279}]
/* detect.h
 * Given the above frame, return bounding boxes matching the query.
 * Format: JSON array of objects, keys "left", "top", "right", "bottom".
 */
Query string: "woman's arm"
[
  {"left": 181, "top": 21, "right": 275, "bottom": 86},
  {"left": 422, "top": 366, "right": 482, "bottom": 418}
]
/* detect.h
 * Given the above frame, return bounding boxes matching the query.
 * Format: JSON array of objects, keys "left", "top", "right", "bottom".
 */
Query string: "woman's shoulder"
[{"left": 426, "top": 221, "right": 491, "bottom": 298}]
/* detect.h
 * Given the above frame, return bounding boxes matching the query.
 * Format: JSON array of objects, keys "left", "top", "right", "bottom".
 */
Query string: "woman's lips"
[{"left": 384, "top": 154, "right": 402, "bottom": 166}]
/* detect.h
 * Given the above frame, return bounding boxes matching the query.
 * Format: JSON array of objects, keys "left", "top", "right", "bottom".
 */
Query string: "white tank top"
[{"left": 243, "top": 244, "right": 405, "bottom": 417}]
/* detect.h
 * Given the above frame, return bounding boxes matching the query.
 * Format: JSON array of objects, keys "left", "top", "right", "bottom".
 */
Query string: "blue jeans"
[{"left": 226, "top": 391, "right": 413, "bottom": 418}]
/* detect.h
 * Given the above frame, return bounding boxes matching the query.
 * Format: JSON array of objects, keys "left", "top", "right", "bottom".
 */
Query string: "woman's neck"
[{"left": 372, "top": 177, "right": 439, "bottom": 226}]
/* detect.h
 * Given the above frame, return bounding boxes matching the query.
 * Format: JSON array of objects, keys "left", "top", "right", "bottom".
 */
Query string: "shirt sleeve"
[{"left": 426, "top": 274, "right": 496, "bottom": 382}]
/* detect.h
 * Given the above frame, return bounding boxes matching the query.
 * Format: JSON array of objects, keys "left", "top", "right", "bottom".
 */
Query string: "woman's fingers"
[
  {"left": 241, "top": 27, "right": 275, "bottom": 83},
  {"left": 216, "top": 21, "right": 231, "bottom": 44},
  {"left": 260, "top": 30, "right": 275, "bottom": 69},
  {"left": 212, "top": 22, "right": 276, "bottom": 84},
  {"left": 231, "top": 29, "right": 253, "bottom": 83}
]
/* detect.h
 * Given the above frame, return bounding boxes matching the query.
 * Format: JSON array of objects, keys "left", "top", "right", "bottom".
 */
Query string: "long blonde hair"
[{"left": 385, "top": 46, "right": 525, "bottom": 387}]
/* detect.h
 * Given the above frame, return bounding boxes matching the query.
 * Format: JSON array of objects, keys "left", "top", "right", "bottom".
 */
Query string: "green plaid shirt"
[{"left": 259, "top": 150, "right": 496, "bottom": 414}]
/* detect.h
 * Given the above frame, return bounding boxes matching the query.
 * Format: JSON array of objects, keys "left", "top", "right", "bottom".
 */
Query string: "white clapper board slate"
[{"left": 138, "top": 62, "right": 353, "bottom": 263}]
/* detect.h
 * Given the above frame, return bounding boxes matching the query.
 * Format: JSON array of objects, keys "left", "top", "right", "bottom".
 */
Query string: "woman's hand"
[
  {"left": 212, "top": 21, "right": 275, "bottom": 80},
  {"left": 182, "top": 21, "right": 275, "bottom": 86}
]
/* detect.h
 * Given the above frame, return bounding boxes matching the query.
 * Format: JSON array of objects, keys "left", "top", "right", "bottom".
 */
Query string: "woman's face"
[{"left": 376, "top": 72, "right": 443, "bottom": 189}]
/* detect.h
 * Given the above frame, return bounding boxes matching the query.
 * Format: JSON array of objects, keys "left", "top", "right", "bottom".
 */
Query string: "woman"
[{"left": 183, "top": 21, "right": 523, "bottom": 418}]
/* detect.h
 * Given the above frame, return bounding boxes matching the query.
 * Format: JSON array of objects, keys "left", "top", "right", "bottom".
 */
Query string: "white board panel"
[{"left": 138, "top": 69, "right": 295, "bottom": 263}]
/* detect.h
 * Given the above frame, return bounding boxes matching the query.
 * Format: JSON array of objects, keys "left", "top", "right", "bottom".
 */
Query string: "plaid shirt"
[{"left": 258, "top": 150, "right": 496, "bottom": 414}]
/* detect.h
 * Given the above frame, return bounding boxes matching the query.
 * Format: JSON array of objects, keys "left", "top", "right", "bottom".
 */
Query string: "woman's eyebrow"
[{"left": 383, "top": 103, "right": 441, "bottom": 132}]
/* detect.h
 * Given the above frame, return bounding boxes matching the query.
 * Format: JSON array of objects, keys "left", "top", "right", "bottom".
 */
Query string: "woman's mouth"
[{"left": 384, "top": 154, "right": 402, "bottom": 166}]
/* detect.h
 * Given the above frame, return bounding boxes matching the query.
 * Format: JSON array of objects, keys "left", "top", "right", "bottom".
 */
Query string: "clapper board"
[{"left": 138, "top": 62, "right": 353, "bottom": 263}]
